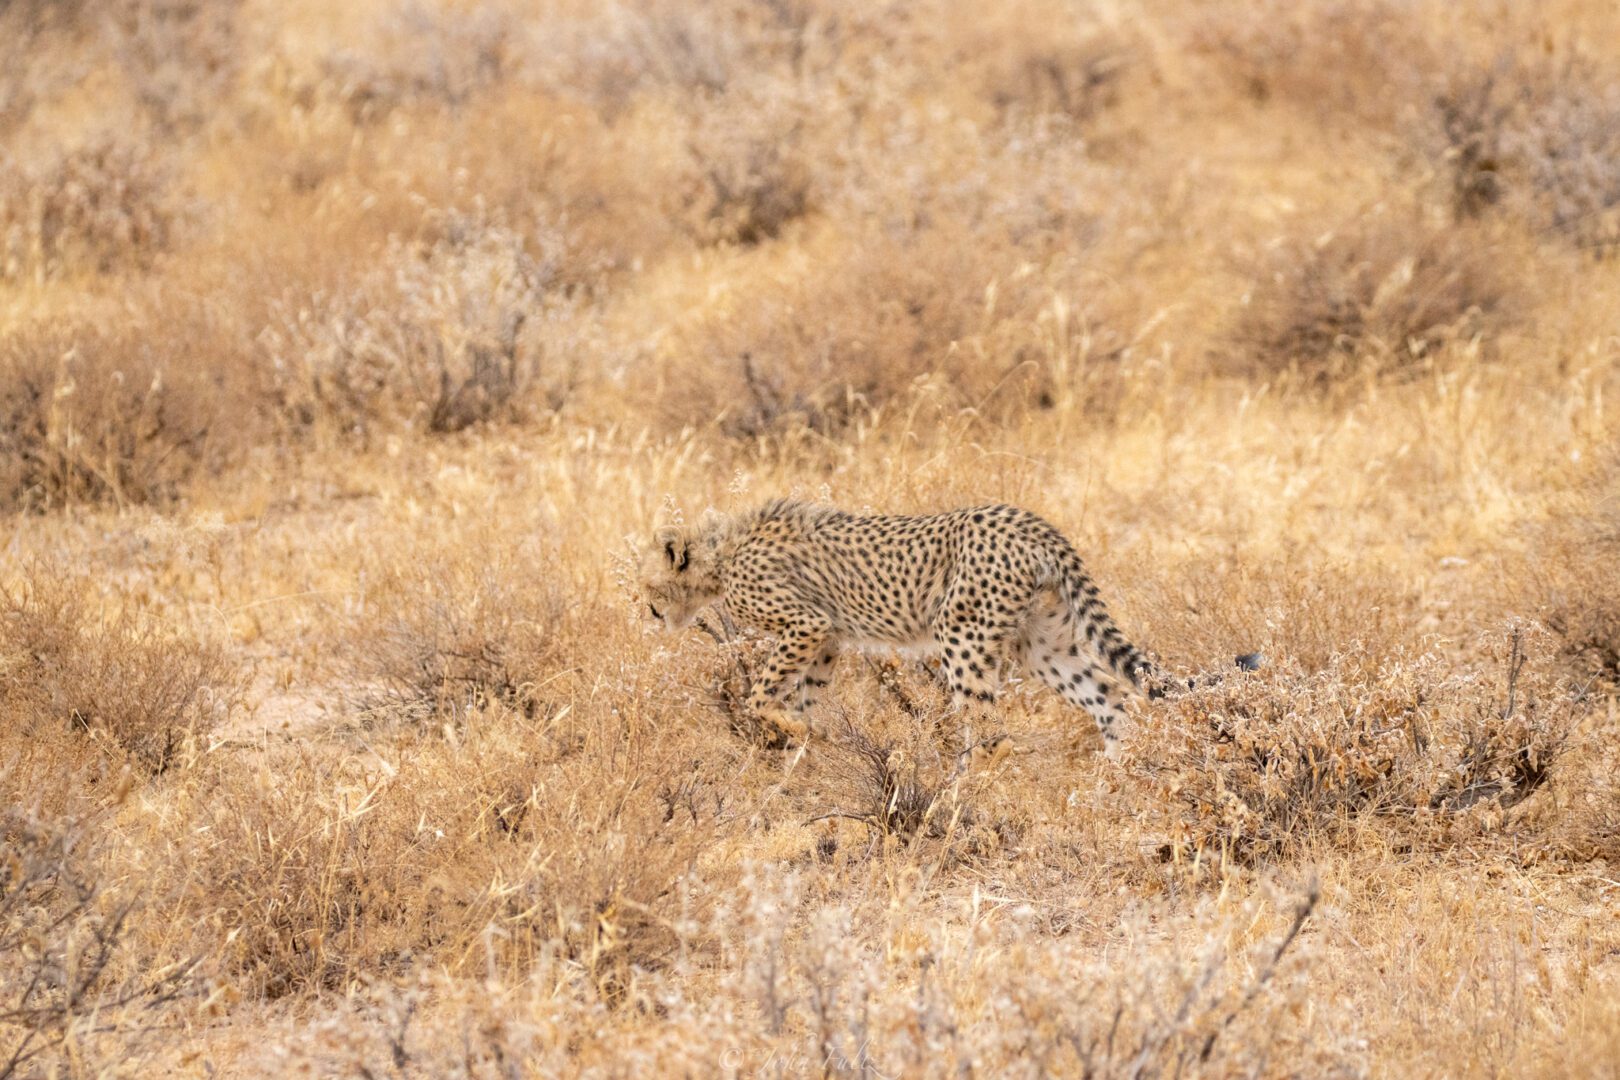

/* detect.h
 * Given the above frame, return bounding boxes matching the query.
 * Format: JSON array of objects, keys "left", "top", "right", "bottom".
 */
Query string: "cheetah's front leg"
[
  {"left": 747, "top": 618, "right": 829, "bottom": 744},
  {"left": 797, "top": 644, "right": 839, "bottom": 717},
  {"left": 934, "top": 618, "right": 1016, "bottom": 753}
]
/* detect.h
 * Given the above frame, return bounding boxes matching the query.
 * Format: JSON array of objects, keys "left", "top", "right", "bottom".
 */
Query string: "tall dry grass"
[{"left": 1, "top": 0, "right": 1619, "bottom": 1075}]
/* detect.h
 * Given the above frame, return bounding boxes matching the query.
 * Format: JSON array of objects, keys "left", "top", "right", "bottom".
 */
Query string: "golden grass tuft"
[
  {"left": 343, "top": 530, "right": 567, "bottom": 724},
  {"left": 0, "top": 314, "right": 255, "bottom": 511},
  {"left": 0, "top": 573, "right": 241, "bottom": 783}
]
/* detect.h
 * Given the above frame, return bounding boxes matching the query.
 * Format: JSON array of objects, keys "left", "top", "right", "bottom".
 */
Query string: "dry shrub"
[
  {"left": 979, "top": 32, "right": 1135, "bottom": 125},
  {"left": 654, "top": 220, "right": 1061, "bottom": 438},
  {"left": 247, "top": 81, "right": 679, "bottom": 288},
  {"left": 814, "top": 715, "right": 984, "bottom": 842},
  {"left": 315, "top": 2, "right": 516, "bottom": 124},
  {"left": 0, "top": 1, "right": 92, "bottom": 141},
  {"left": 0, "top": 141, "right": 178, "bottom": 282},
  {"left": 1143, "top": 627, "right": 1577, "bottom": 864},
  {"left": 258, "top": 220, "right": 575, "bottom": 439},
  {"left": 461, "top": 738, "right": 720, "bottom": 997},
  {"left": 496, "top": 3, "right": 841, "bottom": 252},
  {"left": 532, "top": 0, "right": 800, "bottom": 118},
  {"left": 171, "top": 754, "right": 426, "bottom": 1000},
  {"left": 0, "top": 576, "right": 240, "bottom": 777},
  {"left": 0, "top": 0, "right": 243, "bottom": 143},
  {"left": 102, "top": 0, "right": 245, "bottom": 135},
  {"left": 266, "top": 871, "right": 1336, "bottom": 1078},
  {"left": 681, "top": 83, "right": 814, "bottom": 246},
  {"left": 1198, "top": 3, "right": 1620, "bottom": 256},
  {"left": 1230, "top": 209, "right": 1518, "bottom": 385},
  {"left": 1434, "top": 50, "right": 1620, "bottom": 254},
  {"left": 0, "top": 806, "right": 199, "bottom": 1078},
  {"left": 1531, "top": 671, "right": 1620, "bottom": 866},
  {"left": 168, "top": 708, "right": 721, "bottom": 1001},
  {"left": 0, "top": 313, "right": 250, "bottom": 511},
  {"left": 951, "top": 1, "right": 1144, "bottom": 126},
  {"left": 1520, "top": 451, "right": 1620, "bottom": 685},
  {"left": 1188, "top": 0, "right": 1434, "bottom": 123},
  {"left": 344, "top": 537, "right": 567, "bottom": 725}
]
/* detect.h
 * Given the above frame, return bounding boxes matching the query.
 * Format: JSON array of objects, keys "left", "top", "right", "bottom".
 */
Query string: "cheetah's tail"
[
  {"left": 1048, "top": 549, "right": 1263, "bottom": 698},
  {"left": 1052, "top": 551, "right": 1158, "bottom": 693}
]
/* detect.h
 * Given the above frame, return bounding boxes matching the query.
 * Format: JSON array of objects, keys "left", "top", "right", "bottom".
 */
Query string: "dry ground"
[{"left": 3, "top": 0, "right": 1620, "bottom": 1076}]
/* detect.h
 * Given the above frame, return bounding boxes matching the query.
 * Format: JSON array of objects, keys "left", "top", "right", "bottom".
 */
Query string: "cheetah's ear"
[{"left": 655, "top": 527, "right": 690, "bottom": 572}]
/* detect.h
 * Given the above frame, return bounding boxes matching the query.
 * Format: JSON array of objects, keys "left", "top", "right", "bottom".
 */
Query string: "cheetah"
[{"left": 640, "top": 499, "right": 1191, "bottom": 758}]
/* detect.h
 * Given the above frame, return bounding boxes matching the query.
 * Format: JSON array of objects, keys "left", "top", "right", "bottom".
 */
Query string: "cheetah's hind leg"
[
  {"left": 931, "top": 618, "right": 1019, "bottom": 756},
  {"left": 1016, "top": 589, "right": 1137, "bottom": 758}
]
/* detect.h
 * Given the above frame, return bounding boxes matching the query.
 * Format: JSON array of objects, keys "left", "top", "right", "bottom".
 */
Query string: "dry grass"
[
  {"left": 1229, "top": 208, "right": 1523, "bottom": 386},
  {"left": 0, "top": 573, "right": 241, "bottom": 784},
  {"left": 0, "top": 315, "right": 252, "bottom": 511},
  {"left": 1521, "top": 450, "right": 1620, "bottom": 687},
  {"left": 0, "top": 140, "right": 179, "bottom": 283},
  {"left": 0, "top": 805, "right": 200, "bottom": 1079},
  {"left": 149, "top": 715, "right": 719, "bottom": 1003},
  {"left": 342, "top": 528, "right": 567, "bottom": 724},
  {"left": 1144, "top": 627, "right": 1576, "bottom": 865},
  {"left": 1432, "top": 49, "right": 1620, "bottom": 252},
  {"left": 2, "top": 0, "right": 1619, "bottom": 1074},
  {"left": 257, "top": 219, "right": 576, "bottom": 440}
]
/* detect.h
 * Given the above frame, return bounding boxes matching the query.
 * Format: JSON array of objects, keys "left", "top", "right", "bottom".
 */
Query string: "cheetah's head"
[{"left": 638, "top": 522, "right": 725, "bottom": 630}]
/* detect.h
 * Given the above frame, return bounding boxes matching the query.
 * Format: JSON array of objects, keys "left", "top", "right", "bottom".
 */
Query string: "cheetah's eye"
[{"left": 648, "top": 603, "right": 664, "bottom": 620}]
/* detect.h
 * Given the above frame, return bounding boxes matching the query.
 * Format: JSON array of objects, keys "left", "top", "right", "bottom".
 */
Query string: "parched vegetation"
[{"left": 2, "top": 0, "right": 1619, "bottom": 1075}]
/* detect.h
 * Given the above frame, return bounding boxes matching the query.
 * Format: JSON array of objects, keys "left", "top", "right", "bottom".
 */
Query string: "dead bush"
[
  {"left": 1545, "top": 741, "right": 1620, "bottom": 866},
  {"left": 1230, "top": 209, "right": 1519, "bottom": 385},
  {"left": 0, "top": 141, "right": 178, "bottom": 282},
  {"left": 681, "top": 85, "right": 813, "bottom": 246},
  {"left": 0, "top": 806, "right": 199, "bottom": 1078},
  {"left": 1434, "top": 50, "right": 1620, "bottom": 255},
  {"left": 1520, "top": 451, "right": 1620, "bottom": 685},
  {"left": 102, "top": 0, "right": 245, "bottom": 135},
  {"left": 259, "top": 220, "right": 574, "bottom": 439},
  {"left": 0, "top": 2, "right": 93, "bottom": 141},
  {"left": 690, "top": 870, "right": 1332, "bottom": 1079},
  {"left": 0, "top": 576, "right": 241, "bottom": 776},
  {"left": 653, "top": 219, "right": 1059, "bottom": 438},
  {"left": 316, "top": 3, "right": 515, "bottom": 124},
  {"left": 813, "top": 716, "right": 984, "bottom": 842},
  {"left": 1188, "top": 0, "right": 1434, "bottom": 124},
  {"left": 171, "top": 711, "right": 720, "bottom": 1001},
  {"left": 259, "top": 870, "right": 1338, "bottom": 1077},
  {"left": 172, "top": 754, "right": 422, "bottom": 1000},
  {"left": 959, "top": 4, "right": 1143, "bottom": 125},
  {"left": 1142, "top": 627, "right": 1577, "bottom": 864},
  {"left": 0, "top": 314, "right": 248, "bottom": 511},
  {"left": 462, "top": 743, "right": 719, "bottom": 998},
  {"left": 533, "top": 0, "right": 798, "bottom": 118},
  {"left": 344, "top": 538, "right": 567, "bottom": 726}
]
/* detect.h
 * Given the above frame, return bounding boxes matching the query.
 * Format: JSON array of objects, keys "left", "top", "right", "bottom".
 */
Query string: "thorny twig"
[{"left": 1198, "top": 878, "right": 1320, "bottom": 1064}]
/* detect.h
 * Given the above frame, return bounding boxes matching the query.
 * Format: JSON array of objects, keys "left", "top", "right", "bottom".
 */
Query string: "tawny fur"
[{"left": 640, "top": 500, "right": 1165, "bottom": 756}]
